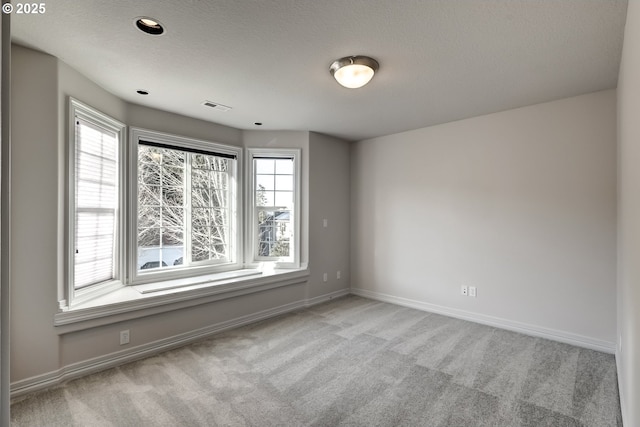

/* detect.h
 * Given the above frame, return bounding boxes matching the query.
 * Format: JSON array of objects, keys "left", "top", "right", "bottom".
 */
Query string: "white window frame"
[
  {"left": 128, "top": 127, "right": 243, "bottom": 285},
  {"left": 246, "top": 148, "right": 301, "bottom": 269},
  {"left": 67, "top": 98, "right": 126, "bottom": 307}
]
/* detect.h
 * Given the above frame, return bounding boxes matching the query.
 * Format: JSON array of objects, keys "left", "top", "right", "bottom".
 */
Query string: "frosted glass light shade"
[{"left": 330, "top": 56, "right": 379, "bottom": 89}]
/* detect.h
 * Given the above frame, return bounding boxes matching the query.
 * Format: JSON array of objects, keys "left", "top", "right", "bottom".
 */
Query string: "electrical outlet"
[
  {"left": 120, "top": 329, "right": 130, "bottom": 345},
  {"left": 469, "top": 286, "right": 477, "bottom": 297},
  {"left": 461, "top": 285, "right": 468, "bottom": 296},
  {"left": 323, "top": 273, "right": 328, "bottom": 282},
  {"left": 337, "top": 270, "right": 341, "bottom": 279}
]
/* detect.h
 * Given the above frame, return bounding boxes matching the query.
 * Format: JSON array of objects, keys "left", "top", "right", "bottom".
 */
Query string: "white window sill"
[{"left": 54, "top": 267, "right": 309, "bottom": 334}]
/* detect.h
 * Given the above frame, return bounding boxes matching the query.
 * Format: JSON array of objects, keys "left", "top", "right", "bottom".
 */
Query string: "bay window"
[{"left": 67, "top": 99, "right": 302, "bottom": 308}]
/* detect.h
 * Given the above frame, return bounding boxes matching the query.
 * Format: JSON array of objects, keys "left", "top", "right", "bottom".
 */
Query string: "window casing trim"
[
  {"left": 128, "top": 127, "right": 244, "bottom": 285},
  {"left": 55, "top": 268, "right": 310, "bottom": 331},
  {"left": 246, "top": 148, "right": 301, "bottom": 269},
  {"left": 67, "top": 98, "right": 127, "bottom": 308}
]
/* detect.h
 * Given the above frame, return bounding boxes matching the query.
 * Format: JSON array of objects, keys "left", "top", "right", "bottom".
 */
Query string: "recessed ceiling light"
[
  {"left": 330, "top": 56, "right": 379, "bottom": 89},
  {"left": 135, "top": 17, "right": 164, "bottom": 35}
]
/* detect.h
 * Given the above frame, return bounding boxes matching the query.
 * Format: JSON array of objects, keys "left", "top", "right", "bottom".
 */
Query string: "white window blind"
[{"left": 74, "top": 117, "right": 119, "bottom": 289}]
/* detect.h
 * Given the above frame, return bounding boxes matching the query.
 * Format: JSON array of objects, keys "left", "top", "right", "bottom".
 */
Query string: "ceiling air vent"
[{"left": 202, "top": 101, "right": 232, "bottom": 112}]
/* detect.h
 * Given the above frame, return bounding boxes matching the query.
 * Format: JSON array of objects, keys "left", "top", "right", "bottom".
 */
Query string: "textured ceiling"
[{"left": 12, "top": 0, "right": 628, "bottom": 141}]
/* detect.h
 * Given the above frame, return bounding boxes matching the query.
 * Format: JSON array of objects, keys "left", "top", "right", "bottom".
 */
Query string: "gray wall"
[
  {"left": 128, "top": 103, "right": 242, "bottom": 148},
  {"left": 351, "top": 90, "right": 617, "bottom": 348},
  {"left": 11, "top": 45, "right": 62, "bottom": 381},
  {"left": 309, "top": 132, "right": 351, "bottom": 299},
  {"left": 1, "top": 12, "right": 12, "bottom": 425},
  {"left": 617, "top": 1, "right": 640, "bottom": 424},
  {"left": 10, "top": 45, "right": 351, "bottom": 386}
]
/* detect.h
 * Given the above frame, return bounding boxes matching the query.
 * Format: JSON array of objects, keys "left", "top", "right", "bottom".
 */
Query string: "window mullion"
[
  {"left": 159, "top": 152, "right": 164, "bottom": 266},
  {"left": 185, "top": 154, "right": 192, "bottom": 267}
]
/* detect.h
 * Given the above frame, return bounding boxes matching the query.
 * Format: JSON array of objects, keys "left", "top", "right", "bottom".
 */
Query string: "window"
[
  {"left": 129, "top": 128, "right": 242, "bottom": 284},
  {"left": 68, "top": 99, "right": 126, "bottom": 299},
  {"left": 248, "top": 149, "right": 301, "bottom": 268}
]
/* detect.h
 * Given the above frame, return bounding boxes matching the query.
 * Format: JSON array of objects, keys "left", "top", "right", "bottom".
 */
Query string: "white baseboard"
[
  {"left": 350, "top": 287, "right": 616, "bottom": 354},
  {"left": 306, "top": 288, "right": 351, "bottom": 306},
  {"left": 11, "top": 288, "right": 350, "bottom": 399},
  {"left": 615, "top": 351, "right": 628, "bottom": 426},
  {"left": 13, "top": 286, "right": 612, "bottom": 400}
]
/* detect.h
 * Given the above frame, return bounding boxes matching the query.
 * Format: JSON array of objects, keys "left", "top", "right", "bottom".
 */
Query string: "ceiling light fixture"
[
  {"left": 329, "top": 55, "right": 379, "bottom": 89},
  {"left": 135, "top": 17, "right": 165, "bottom": 35}
]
